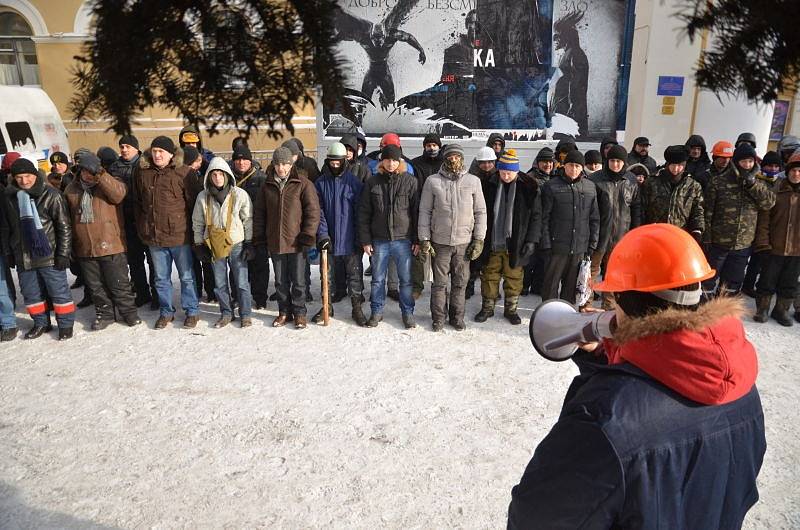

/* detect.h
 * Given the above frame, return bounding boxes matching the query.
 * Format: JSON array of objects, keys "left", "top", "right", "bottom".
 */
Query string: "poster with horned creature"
[{"left": 322, "top": 0, "right": 630, "bottom": 142}]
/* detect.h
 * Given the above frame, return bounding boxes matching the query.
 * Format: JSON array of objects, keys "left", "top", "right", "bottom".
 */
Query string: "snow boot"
[
  {"left": 402, "top": 314, "right": 416, "bottom": 329},
  {"left": 474, "top": 298, "right": 495, "bottom": 323},
  {"left": 772, "top": 298, "right": 794, "bottom": 327},
  {"left": 504, "top": 296, "right": 521, "bottom": 325},
  {"left": 753, "top": 295, "right": 771, "bottom": 323},
  {"left": 312, "top": 305, "right": 333, "bottom": 324},
  {"left": 351, "top": 296, "right": 367, "bottom": 326}
]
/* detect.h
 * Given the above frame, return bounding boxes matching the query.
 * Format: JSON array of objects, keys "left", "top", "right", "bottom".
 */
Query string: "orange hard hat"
[
  {"left": 594, "top": 223, "right": 715, "bottom": 293},
  {"left": 711, "top": 140, "right": 734, "bottom": 158}
]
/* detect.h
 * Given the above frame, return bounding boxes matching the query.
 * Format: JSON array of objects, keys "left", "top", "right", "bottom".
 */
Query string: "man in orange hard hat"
[{"left": 508, "top": 223, "right": 765, "bottom": 529}]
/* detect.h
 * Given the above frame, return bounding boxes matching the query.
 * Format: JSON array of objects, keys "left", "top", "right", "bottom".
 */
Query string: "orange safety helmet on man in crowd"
[{"left": 711, "top": 140, "right": 735, "bottom": 159}]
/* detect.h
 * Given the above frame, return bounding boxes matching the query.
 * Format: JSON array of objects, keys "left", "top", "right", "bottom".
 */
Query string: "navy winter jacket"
[{"left": 315, "top": 165, "right": 363, "bottom": 256}]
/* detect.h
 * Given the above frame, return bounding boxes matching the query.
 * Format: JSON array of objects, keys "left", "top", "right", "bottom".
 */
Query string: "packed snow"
[{"left": 0, "top": 265, "right": 798, "bottom": 529}]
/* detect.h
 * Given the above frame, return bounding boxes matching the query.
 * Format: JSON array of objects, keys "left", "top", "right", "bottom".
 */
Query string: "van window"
[{"left": 6, "top": 121, "right": 35, "bottom": 152}]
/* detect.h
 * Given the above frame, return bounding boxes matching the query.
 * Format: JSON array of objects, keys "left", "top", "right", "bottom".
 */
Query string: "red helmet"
[
  {"left": 711, "top": 141, "right": 734, "bottom": 158},
  {"left": 380, "top": 133, "right": 401, "bottom": 147}
]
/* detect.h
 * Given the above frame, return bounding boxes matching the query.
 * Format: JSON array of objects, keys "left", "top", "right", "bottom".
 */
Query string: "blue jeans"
[
  {"left": 370, "top": 239, "right": 414, "bottom": 315},
  {"left": 17, "top": 266, "right": 75, "bottom": 329},
  {"left": 149, "top": 245, "right": 199, "bottom": 317},
  {"left": 0, "top": 254, "right": 16, "bottom": 329},
  {"left": 212, "top": 243, "right": 252, "bottom": 318}
]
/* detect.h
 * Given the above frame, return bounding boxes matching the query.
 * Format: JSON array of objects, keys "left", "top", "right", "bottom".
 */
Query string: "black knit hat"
[
  {"left": 423, "top": 133, "right": 442, "bottom": 147},
  {"left": 733, "top": 143, "right": 757, "bottom": 164},
  {"left": 232, "top": 144, "right": 253, "bottom": 161},
  {"left": 664, "top": 145, "right": 689, "bottom": 164},
  {"left": 10, "top": 157, "right": 37, "bottom": 176},
  {"left": 78, "top": 153, "right": 102, "bottom": 175},
  {"left": 606, "top": 145, "right": 628, "bottom": 162},
  {"left": 535, "top": 147, "right": 555, "bottom": 162},
  {"left": 151, "top": 135, "right": 176, "bottom": 155},
  {"left": 183, "top": 146, "right": 200, "bottom": 165},
  {"left": 119, "top": 134, "right": 140, "bottom": 150},
  {"left": 97, "top": 146, "right": 117, "bottom": 168},
  {"left": 584, "top": 150, "right": 602, "bottom": 165},
  {"left": 381, "top": 144, "right": 402, "bottom": 162},
  {"left": 564, "top": 150, "right": 585, "bottom": 166},
  {"left": 762, "top": 150, "right": 781, "bottom": 166}
]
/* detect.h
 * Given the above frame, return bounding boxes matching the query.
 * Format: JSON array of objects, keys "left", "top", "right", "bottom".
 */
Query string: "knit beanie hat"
[
  {"left": 606, "top": 145, "right": 628, "bottom": 162},
  {"left": 761, "top": 150, "right": 781, "bottom": 167},
  {"left": 423, "top": 133, "right": 442, "bottom": 147},
  {"left": 97, "top": 146, "right": 118, "bottom": 168},
  {"left": 564, "top": 149, "right": 585, "bottom": 166},
  {"left": 272, "top": 147, "right": 294, "bottom": 165},
  {"left": 232, "top": 144, "right": 253, "bottom": 161},
  {"left": 119, "top": 134, "right": 140, "bottom": 150},
  {"left": 151, "top": 136, "right": 176, "bottom": 155},
  {"left": 497, "top": 149, "right": 520, "bottom": 171},
  {"left": 10, "top": 157, "right": 37, "bottom": 176},
  {"left": 733, "top": 143, "right": 757, "bottom": 164},
  {"left": 183, "top": 146, "right": 200, "bottom": 165},
  {"left": 442, "top": 144, "right": 465, "bottom": 159},
  {"left": 381, "top": 144, "right": 402, "bottom": 162},
  {"left": 664, "top": 145, "right": 690, "bottom": 165},
  {"left": 78, "top": 153, "right": 102, "bottom": 175},
  {"left": 281, "top": 140, "right": 301, "bottom": 157},
  {"left": 584, "top": 150, "right": 602, "bottom": 166},
  {"left": 535, "top": 147, "right": 555, "bottom": 162}
]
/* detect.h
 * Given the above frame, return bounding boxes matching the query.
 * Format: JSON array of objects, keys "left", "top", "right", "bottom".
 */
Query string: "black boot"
[
  {"left": 312, "top": 305, "right": 333, "bottom": 324},
  {"left": 58, "top": 327, "right": 74, "bottom": 340},
  {"left": 366, "top": 313, "right": 383, "bottom": 327},
  {"left": 753, "top": 295, "right": 771, "bottom": 323},
  {"left": 25, "top": 324, "right": 52, "bottom": 339},
  {"left": 504, "top": 296, "right": 522, "bottom": 325},
  {"left": 474, "top": 298, "right": 495, "bottom": 323},
  {"left": 351, "top": 297, "right": 367, "bottom": 327},
  {"left": 402, "top": 314, "right": 416, "bottom": 329},
  {"left": 1, "top": 328, "right": 18, "bottom": 342},
  {"left": 465, "top": 279, "right": 475, "bottom": 300},
  {"left": 771, "top": 298, "right": 794, "bottom": 327},
  {"left": 91, "top": 317, "right": 114, "bottom": 331}
]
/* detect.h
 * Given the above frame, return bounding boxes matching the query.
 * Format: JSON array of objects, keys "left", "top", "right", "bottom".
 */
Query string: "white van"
[{"left": 0, "top": 85, "right": 70, "bottom": 172}]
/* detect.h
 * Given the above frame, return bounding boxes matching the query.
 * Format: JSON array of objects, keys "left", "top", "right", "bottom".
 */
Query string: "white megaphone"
[{"left": 529, "top": 299, "right": 618, "bottom": 362}]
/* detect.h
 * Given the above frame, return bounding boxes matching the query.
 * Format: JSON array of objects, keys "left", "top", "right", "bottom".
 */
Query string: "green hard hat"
[{"left": 327, "top": 142, "right": 348, "bottom": 160}]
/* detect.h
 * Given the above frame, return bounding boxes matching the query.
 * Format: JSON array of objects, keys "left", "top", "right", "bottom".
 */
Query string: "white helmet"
[{"left": 476, "top": 146, "right": 497, "bottom": 162}]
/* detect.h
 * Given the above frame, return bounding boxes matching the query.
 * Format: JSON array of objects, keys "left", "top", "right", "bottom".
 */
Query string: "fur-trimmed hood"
[
  {"left": 603, "top": 297, "right": 758, "bottom": 405},
  {"left": 139, "top": 147, "right": 185, "bottom": 170},
  {"left": 376, "top": 159, "right": 411, "bottom": 176}
]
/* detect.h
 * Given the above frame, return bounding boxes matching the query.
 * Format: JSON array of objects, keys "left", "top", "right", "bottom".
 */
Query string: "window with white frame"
[{"left": 0, "top": 11, "right": 40, "bottom": 86}]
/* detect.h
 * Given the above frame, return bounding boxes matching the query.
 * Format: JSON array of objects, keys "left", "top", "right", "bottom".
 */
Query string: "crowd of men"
[{"left": 1, "top": 126, "right": 800, "bottom": 341}]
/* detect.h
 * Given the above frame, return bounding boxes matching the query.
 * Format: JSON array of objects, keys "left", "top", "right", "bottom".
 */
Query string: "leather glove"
[
  {"left": 193, "top": 244, "right": 212, "bottom": 263},
  {"left": 4, "top": 254, "right": 14, "bottom": 269},
  {"left": 419, "top": 240, "right": 435, "bottom": 258},
  {"left": 317, "top": 238, "right": 331, "bottom": 252},
  {"left": 743, "top": 172, "right": 756, "bottom": 187},
  {"left": 466, "top": 239, "right": 484, "bottom": 261},
  {"left": 54, "top": 255, "right": 70, "bottom": 271},
  {"left": 520, "top": 242, "right": 536, "bottom": 258},
  {"left": 241, "top": 242, "right": 257, "bottom": 262}
]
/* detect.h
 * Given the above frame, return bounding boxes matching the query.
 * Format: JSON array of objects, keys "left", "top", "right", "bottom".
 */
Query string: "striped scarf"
[{"left": 16, "top": 190, "right": 52, "bottom": 258}]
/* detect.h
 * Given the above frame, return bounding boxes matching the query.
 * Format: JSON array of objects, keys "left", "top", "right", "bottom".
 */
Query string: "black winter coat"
[
  {"left": 1, "top": 174, "right": 72, "bottom": 271},
  {"left": 358, "top": 166, "right": 419, "bottom": 245},
  {"left": 626, "top": 150, "right": 657, "bottom": 175},
  {"left": 411, "top": 152, "right": 444, "bottom": 188},
  {"left": 477, "top": 171, "right": 542, "bottom": 269},
  {"left": 108, "top": 154, "right": 139, "bottom": 231},
  {"left": 589, "top": 168, "right": 642, "bottom": 255},
  {"left": 685, "top": 135, "right": 712, "bottom": 190},
  {"left": 233, "top": 165, "right": 267, "bottom": 206},
  {"left": 540, "top": 174, "right": 599, "bottom": 255},
  {"left": 508, "top": 355, "right": 765, "bottom": 530}
]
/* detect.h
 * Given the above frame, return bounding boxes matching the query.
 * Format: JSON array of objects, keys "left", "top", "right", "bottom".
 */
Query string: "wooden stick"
[{"left": 321, "top": 248, "right": 330, "bottom": 326}]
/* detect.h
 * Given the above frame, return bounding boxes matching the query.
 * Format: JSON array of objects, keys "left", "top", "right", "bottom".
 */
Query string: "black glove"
[
  {"left": 743, "top": 172, "right": 756, "bottom": 187},
  {"left": 193, "top": 244, "right": 212, "bottom": 263},
  {"left": 317, "top": 238, "right": 331, "bottom": 252},
  {"left": 4, "top": 254, "right": 14, "bottom": 269},
  {"left": 241, "top": 242, "right": 257, "bottom": 262},
  {"left": 54, "top": 255, "right": 70, "bottom": 271},
  {"left": 520, "top": 242, "right": 536, "bottom": 258},
  {"left": 690, "top": 231, "right": 703, "bottom": 245}
]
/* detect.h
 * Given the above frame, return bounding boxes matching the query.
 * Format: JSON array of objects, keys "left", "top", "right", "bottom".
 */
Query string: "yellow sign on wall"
[
  {"left": 663, "top": 96, "right": 677, "bottom": 105},
  {"left": 661, "top": 105, "right": 675, "bottom": 115}
]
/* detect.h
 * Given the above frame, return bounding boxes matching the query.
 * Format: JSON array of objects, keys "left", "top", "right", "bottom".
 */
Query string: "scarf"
[
  {"left": 79, "top": 180, "right": 96, "bottom": 223},
  {"left": 16, "top": 190, "right": 52, "bottom": 258},
  {"left": 209, "top": 183, "right": 231, "bottom": 205},
  {"left": 492, "top": 179, "right": 516, "bottom": 251}
]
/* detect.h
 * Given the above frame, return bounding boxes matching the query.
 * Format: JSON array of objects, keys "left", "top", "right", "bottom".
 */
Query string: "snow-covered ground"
[{"left": 0, "top": 266, "right": 798, "bottom": 529}]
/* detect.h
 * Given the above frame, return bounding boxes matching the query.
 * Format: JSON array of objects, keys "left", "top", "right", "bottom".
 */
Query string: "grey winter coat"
[{"left": 418, "top": 167, "right": 487, "bottom": 245}]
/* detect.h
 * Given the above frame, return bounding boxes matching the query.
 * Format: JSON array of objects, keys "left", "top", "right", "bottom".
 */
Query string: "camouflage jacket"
[
  {"left": 704, "top": 165, "right": 776, "bottom": 250},
  {"left": 641, "top": 169, "right": 705, "bottom": 234}
]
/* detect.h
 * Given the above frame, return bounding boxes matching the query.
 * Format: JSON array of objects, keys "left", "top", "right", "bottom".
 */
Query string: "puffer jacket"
[
  {"left": 589, "top": 167, "right": 642, "bottom": 254},
  {"left": 641, "top": 169, "right": 705, "bottom": 234},
  {"left": 315, "top": 163, "right": 363, "bottom": 256},
  {"left": 418, "top": 166, "right": 487, "bottom": 246},
  {"left": 252, "top": 165, "right": 320, "bottom": 255},
  {"left": 477, "top": 171, "right": 541, "bottom": 269},
  {"left": 133, "top": 148, "right": 199, "bottom": 248},
  {"left": 754, "top": 177, "right": 800, "bottom": 256},
  {"left": 64, "top": 169, "right": 128, "bottom": 258},
  {"left": 540, "top": 173, "right": 599, "bottom": 255},
  {"left": 704, "top": 164, "right": 775, "bottom": 250},
  {"left": 1, "top": 173, "right": 72, "bottom": 271},
  {"left": 358, "top": 161, "right": 419, "bottom": 244},
  {"left": 192, "top": 157, "right": 253, "bottom": 248},
  {"left": 508, "top": 298, "right": 765, "bottom": 529}
]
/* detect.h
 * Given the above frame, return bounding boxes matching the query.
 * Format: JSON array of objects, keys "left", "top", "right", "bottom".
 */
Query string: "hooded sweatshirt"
[
  {"left": 684, "top": 134, "right": 711, "bottom": 189},
  {"left": 191, "top": 157, "right": 253, "bottom": 248}
]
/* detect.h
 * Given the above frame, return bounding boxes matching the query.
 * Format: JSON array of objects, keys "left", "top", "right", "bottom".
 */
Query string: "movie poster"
[{"left": 322, "top": 0, "right": 631, "bottom": 142}]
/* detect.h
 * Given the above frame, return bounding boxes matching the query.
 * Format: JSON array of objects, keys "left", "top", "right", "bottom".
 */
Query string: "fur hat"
[{"left": 664, "top": 145, "right": 690, "bottom": 165}]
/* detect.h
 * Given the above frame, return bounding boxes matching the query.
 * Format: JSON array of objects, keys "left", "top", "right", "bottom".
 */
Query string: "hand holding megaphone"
[{"left": 529, "top": 299, "right": 617, "bottom": 361}]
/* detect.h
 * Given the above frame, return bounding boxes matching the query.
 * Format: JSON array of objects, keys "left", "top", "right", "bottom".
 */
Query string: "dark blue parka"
[
  {"left": 508, "top": 298, "right": 766, "bottom": 530},
  {"left": 315, "top": 163, "right": 363, "bottom": 256}
]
